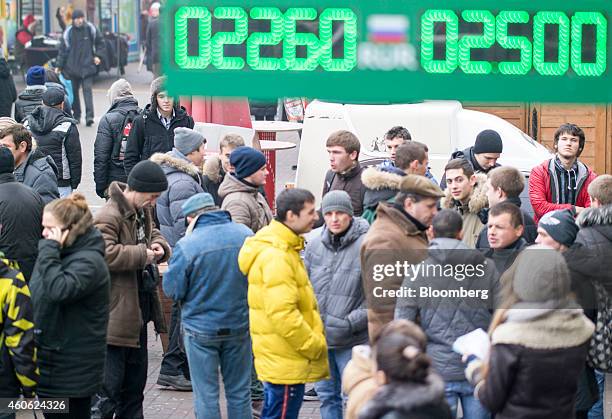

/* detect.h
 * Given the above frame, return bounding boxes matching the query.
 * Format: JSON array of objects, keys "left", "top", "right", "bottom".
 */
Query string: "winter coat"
[
  {"left": 395, "top": 238, "right": 498, "bottom": 381},
  {"left": 29, "top": 226, "right": 110, "bottom": 397},
  {"left": 238, "top": 220, "right": 329, "bottom": 384},
  {"left": 93, "top": 97, "right": 140, "bottom": 197},
  {"left": 358, "top": 374, "right": 451, "bottom": 419},
  {"left": 468, "top": 309, "right": 594, "bottom": 419},
  {"left": 14, "top": 148, "right": 60, "bottom": 205},
  {"left": 304, "top": 218, "right": 370, "bottom": 349},
  {"left": 360, "top": 202, "right": 429, "bottom": 339},
  {"left": 57, "top": 22, "right": 106, "bottom": 79},
  {"left": 219, "top": 174, "right": 273, "bottom": 233},
  {"left": 163, "top": 211, "right": 253, "bottom": 333},
  {"left": 475, "top": 197, "right": 537, "bottom": 249},
  {"left": 440, "top": 146, "right": 500, "bottom": 189},
  {"left": 93, "top": 182, "right": 170, "bottom": 348},
  {"left": 343, "top": 345, "right": 379, "bottom": 419},
  {"left": 145, "top": 17, "right": 160, "bottom": 70},
  {"left": 0, "top": 173, "right": 43, "bottom": 281},
  {"left": 322, "top": 162, "right": 367, "bottom": 217},
  {"left": 0, "top": 258, "right": 37, "bottom": 398},
  {"left": 202, "top": 155, "right": 224, "bottom": 206},
  {"left": 0, "top": 58, "right": 17, "bottom": 117},
  {"left": 361, "top": 166, "right": 404, "bottom": 224},
  {"left": 24, "top": 106, "right": 82, "bottom": 189},
  {"left": 151, "top": 149, "right": 204, "bottom": 248},
  {"left": 441, "top": 173, "right": 488, "bottom": 248},
  {"left": 14, "top": 86, "right": 44, "bottom": 123},
  {"left": 123, "top": 104, "right": 194, "bottom": 175},
  {"left": 529, "top": 158, "right": 596, "bottom": 223}
]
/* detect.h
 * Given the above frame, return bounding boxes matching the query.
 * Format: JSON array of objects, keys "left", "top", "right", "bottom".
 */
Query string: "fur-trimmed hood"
[
  {"left": 441, "top": 173, "right": 488, "bottom": 214},
  {"left": 362, "top": 166, "right": 404, "bottom": 191},
  {"left": 577, "top": 204, "right": 612, "bottom": 228},
  {"left": 203, "top": 155, "right": 223, "bottom": 183},
  {"left": 150, "top": 149, "right": 200, "bottom": 181}
]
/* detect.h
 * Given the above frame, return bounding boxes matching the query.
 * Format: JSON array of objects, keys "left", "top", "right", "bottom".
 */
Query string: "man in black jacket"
[
  {"left": 94, "top": 79, "right": 141, "bottom": 198},
  {"left": 56, "top": 9, "right": 106, "bottom": 126},
  {"left": 123, "top": 76, "right": 194, "bottom": 175},
  {"left": 483, "top": 201, "right": 527, "bottom": 275},
  {"left": 0, "top": 58, "right": 17, "bottom": 118},
  {"left": 0, "top": 147, "right": 44, "bottom": 281},
  {"left": 24, "top": 88, "right": 82, "bottom": 197},
  {"left": 145, "top": 2, "right": 161, "bottom": 77}
]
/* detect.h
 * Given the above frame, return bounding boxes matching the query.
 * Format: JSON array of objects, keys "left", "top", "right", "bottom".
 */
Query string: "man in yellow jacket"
[{"left": 239, "top": 188, "right": 329, "bottom": 419}]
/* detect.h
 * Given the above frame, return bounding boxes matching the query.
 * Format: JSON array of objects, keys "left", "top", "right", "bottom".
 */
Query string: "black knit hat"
[
  {"left": 72, "top": 9, "right": 85, "bottom": 19},
  {"left": 230, "top": 146, "right": 267, "bottom": 179},
  {"left": 538, "top": 209, "right": 579, "bottom": 247},
  {"left": 0, "top": 147, "right": 15, "bottom": 174},
  {"left": 127, "top": 160, "right": 168, "bottom": 192},
  {"left": 473, "top": 130, "right": 503, "bottom": 154}
]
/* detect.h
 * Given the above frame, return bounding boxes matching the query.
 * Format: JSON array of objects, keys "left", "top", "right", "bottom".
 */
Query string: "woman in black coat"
[
  {"left": 29, "top": 193, "right": 110, "bottom": 418},
  {"left": 0, "top": 58, "right": 17, "bottom": 117}
]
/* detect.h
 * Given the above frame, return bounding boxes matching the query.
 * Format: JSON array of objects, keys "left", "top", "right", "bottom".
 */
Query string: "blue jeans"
[
  {"left": 183, "top": 327, "right": 252, "bottom": 419},
  {"left": 445, "top": 380, "right": 491, "bottom": 419},
  {"left": 314, "top": 347, "right": 352, "bottom": 419},
  {"left": 261, "top": 382, "right": 305, "bottom": 419},
  {"left": 588, "top": 369, "right": 605, "bottom": 419},
  {"left": 58, "top": 186, "right": 72, "bottom": 198}
]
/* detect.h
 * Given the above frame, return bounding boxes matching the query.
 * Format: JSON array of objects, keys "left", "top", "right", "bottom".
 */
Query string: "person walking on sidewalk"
[
  {"left": 164, "top": 193, "right": 254, "bottom": 419},
  {"left": 92, "top": 161, "right": 171, "bottom": 419},
  {"left": 0, "top": 57, "right": 17, "bottom": 118},
  {"left": 304, "top": 191, "right": 369, "bottom": 419},
  {"left": 29, "top": 194, "right": 110, "bottom": 418},
  {"left": 123, "top": 76, "right": 194, "bottom": 175},
  {"left": 56, "top": 9, "right": 106, "bottom": 126},
  {"left": 145, "top": 2, "right": 161, "bottom": 77},
  {"left": 24, "top": 87, "right": 81, "bottom": 197},
  {"left": 239, "top": 189, "right": 329, "bottom": 419}
]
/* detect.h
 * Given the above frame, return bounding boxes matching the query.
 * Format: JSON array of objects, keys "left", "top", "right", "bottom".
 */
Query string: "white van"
[{"left": 295, "top": 100, "right": 552, "bottom": 211}]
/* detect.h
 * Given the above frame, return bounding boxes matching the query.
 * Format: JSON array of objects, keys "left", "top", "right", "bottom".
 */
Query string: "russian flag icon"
[{"left": 367, "top": 14, "right": 409, "bottom": 44}]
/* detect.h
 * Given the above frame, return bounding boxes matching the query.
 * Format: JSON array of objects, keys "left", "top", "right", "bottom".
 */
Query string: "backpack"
[
  {"left": 112, "top": 108, "right": 141, "bottom": 162},
  {"left": 587, "top": 281, "right": 612, "bottom": 372}
]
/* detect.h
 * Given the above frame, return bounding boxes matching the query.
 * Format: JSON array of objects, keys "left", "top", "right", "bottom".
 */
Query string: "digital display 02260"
[{"left": 162, "top": 0, "right": 611, "bottom": 103}]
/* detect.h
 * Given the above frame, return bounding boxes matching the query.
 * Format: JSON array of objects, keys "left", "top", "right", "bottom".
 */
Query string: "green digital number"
[
  {"left": 319, "top": 8, "right": 358, "bottom": 72},
  {"left": 571, "top": 12, "right": 607, "bottom": 77},
  {"left": 421, "top": 9, "right": 459, "bottom": 74},
  {"left": 211, "top": 7, "right": 249, "bottom": 70},
  {"left": 174, "top": 6, "right": 211, "bottom": 69},
  {"left": 246, "top": 7, "right": 284, "bottom": 71},
  {"left": 458, "top": 10, "right": 495, "bottom": 74},
  {"left": 283, "top": 8, "right": 320, "bottom": 71},
  {"left": 496, "top": 11, "right": 532, "bottom": 75},
  {"left": 533, "top": 11, "right": 570, "bottom": 76}
]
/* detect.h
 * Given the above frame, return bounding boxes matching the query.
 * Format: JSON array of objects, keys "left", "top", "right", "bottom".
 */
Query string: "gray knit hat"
[
  {"left": 174, "top": 127, "right": 206, "bottom": 155},
  {"left": 321, "top": 190, "right": 354, "bottom": 216},
  {"left": 108, "top": 78, "right": 134, "bottom": 105}
]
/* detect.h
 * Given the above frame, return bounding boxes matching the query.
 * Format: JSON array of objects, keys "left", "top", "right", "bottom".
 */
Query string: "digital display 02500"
[{"left": 162, "top": 0, "right": 612, "bottom": 103}]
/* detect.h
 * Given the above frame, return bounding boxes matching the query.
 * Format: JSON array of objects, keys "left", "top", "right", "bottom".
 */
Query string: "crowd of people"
[{"left": 0, "top": 67, "right": 610, "bottom": 419}]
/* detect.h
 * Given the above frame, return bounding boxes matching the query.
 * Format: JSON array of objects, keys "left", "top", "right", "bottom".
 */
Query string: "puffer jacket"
[
  {"left": 219, "top": 173, "right": 273, "bottom": 233},
  {"left": 361, "top": 166, "right": 404, "bottom": 224},
  {"left": 29, "top": 226, "right": 110, "bottom": 398},
  {"left": 151, "top": 149, "right": 204, "bottom": 247},
  {"left": 93, "top": 97, "right": 140, "bottom": 197},
  {"left": 24, "top": 106, "right": 81, "bottom": 189},
  {"left": 441, "top": 173, "right": 488, "bottom": 248},
  {"left": 440, "top": 146, "right": 500, "bottom": 189},
  {"left": 0, "top": 58, "right": 17, "bottom": 117},
  {"left": 14, "top": 86, "right": 45, "bottom": 123},
  {"left": 202, "top": 155, "right": 225, "bottom": 206},
  {"left": 395, "top": 238, "right": 498, "bottom": 381},
  {"left": 123, "top": 104, "right": 194, "bottom": 175},
  {"left": 14, "top": 148, "right": 60, "bottom": 205},
  {"left": 94, "top": 182, "right": 170, "bottom": 348},
  {"left": 238, "top": 220, "right": 329, "bottom": 384},
  {"left": 304, "top": 218, "right": 369, "bottom": 349}
]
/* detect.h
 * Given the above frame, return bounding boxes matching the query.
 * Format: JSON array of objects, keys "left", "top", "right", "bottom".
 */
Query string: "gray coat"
[
  {"left": 14, "top": 148, "right": 60, "bottom": 205},
  {"left": 304, "top": 217, "right": 369, "bottom": 349},
  {"left": 395, "top": 238, "right": 499, "bottom": 381}
]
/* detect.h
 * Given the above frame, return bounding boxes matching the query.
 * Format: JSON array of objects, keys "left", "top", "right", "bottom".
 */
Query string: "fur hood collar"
[
  {"left": 577, "top": 205, "right": 612, "bottom": 228},
  {"left": 361, "top": 166, "right": 404, "bottom": 191},
  {"left": 203, "top": 155, "right": 223, "bottom": 182},
  {"left": 441, "top": 173, "right": 488, "bottom": 214},
  {"left": 150, "top": 150, "right": 200, "bottom": 180}
]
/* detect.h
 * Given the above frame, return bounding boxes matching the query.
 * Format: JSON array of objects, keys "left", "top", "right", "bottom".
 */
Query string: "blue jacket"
[{"left": 162, "top": 211, "right": 253, "bottom": 334}]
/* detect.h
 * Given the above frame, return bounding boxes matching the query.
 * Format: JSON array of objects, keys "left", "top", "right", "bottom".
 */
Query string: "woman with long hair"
[
  {"left": 465, "top": 244, "right": 594, "bottom": 419},
  {"left": 29, "top": 193, "right": 110, "bottom": 418}
]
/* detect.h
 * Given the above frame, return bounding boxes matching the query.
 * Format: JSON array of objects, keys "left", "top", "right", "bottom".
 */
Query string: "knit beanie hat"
[
  {"left": 0, "top": 147, "right": 15, "bottom": 174},
  {"left": 174, "top": 127, "right": 206, "bottom": 155},
  {"left": 23, "top": 14, "right": 36, "bottom": 28},
  {"left": 321, "top": 190, "right": 354, "bottom": 216},
  {"left": 108, "top": 79, "right": 134, "bottom": 105},
  {"left": 473, "top": 130, "right": 503, "bottom": 154},
  {"left": 230, "top": 146, "right": 267, "bottom": 179},
  {"left": 26, "top": 66, "right": 45, "bottom": 86},
  {"left": 181, "top": 192, "right": 217, "bottom": 217},
  {"left": 42, "top": 87, "right": 64, "bottom": 107},
  {"left": 538, "top": 209, "right": 579, "bottom": 247},
  {"left": 0, "top": 117, "right": 17, "bottom": 130},
  {"left": 128, "top": 160, "right": 168, "bottom": 192},
  {"left": 72, "top": 9, "right": 85, "bottom": 19}
]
